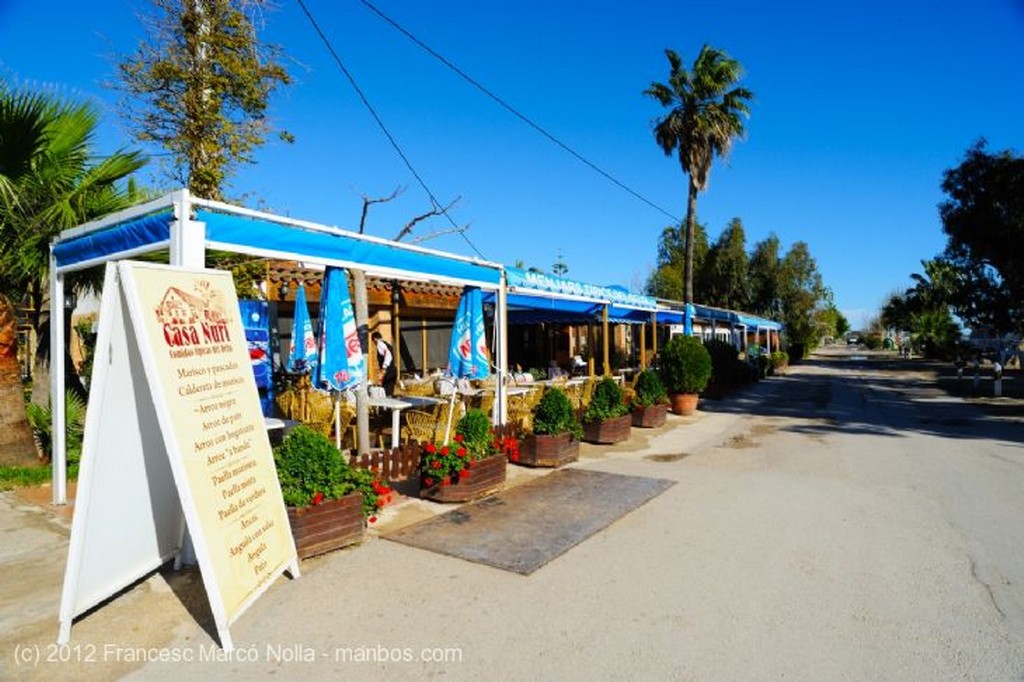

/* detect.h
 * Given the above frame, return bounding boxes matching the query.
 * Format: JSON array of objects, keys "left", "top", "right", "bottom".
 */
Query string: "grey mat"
[{"left": 384, "top": 468, "right": 675, "bottom": 575}]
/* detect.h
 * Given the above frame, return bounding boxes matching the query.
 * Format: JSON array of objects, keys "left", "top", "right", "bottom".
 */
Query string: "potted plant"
[
  {"left": 518, "top": 387, "right": 581, "bottom": 467},
  {"left": 420, "top": 408, "right": 507, "bottom": 502},
  {"left": 629, "top": 369, "right": 669, "bottom": 428},
  {"left": 582, "top": 377, "right": 632, "bottom": 444},
  {"left": 659, "top": 335, "right": 712, "bottom": 415},
  {"left": 769, "top": 350, "right": 789, "bottom": 375},
  {"left": 274, "top": 425, "right": 390, "bottom": 560}
]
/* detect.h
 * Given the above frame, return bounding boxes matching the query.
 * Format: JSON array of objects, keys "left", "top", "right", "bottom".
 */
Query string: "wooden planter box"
[
  {"left": 582, "top": 413, "right": 632, "bottom": 444},
  {"left": 287, "top": 492, "right": 364, "bottom": 560},
  {"left": 421, "top": 452, "right": 507, "bottom": 503},
  {"left": 518, "top": 432, "right": 580, "bottom": 467},
  {"left": 631, "top": 403, "right": 668, "bottom": 428}
]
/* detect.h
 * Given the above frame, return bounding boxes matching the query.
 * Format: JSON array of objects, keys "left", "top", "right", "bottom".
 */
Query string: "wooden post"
[
  {"left": 420, "top": 317, "right": 428, "bottom": 374},
  {"left": 602, "top": 305, "right": 610, "bottom": 377},
  {"left": 352, "top": 269, "right": 371, "bottom": 455},
  {"left": 391, "top": 281, "right": 401, "bottom": 378},
  {"left": 639, "top": 321, "right": 647, "bottom": 369}
]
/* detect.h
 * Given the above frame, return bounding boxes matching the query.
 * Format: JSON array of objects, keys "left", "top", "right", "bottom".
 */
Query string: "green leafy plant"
[
  {"left": 704, "top": 339, "right": 739, "bottom": 387},
  {"left": 630, "top": 370, "right": 668, "bottom": 410},
  {"left": 273, "top": 425, "right": 383, "bottom": 517},
  {"left": 583, "top": 377, "right": 629, "bottom": 423},
  {"left": 0, "top": 465, "right": 55, "bottom": 492},
  {"left": 531, "top": 387, "right": 582, "bottom": 439},
  {"left": 455, "top": 408, "right": 493, "bottom": 458},
  {"left": 659, "top": 335, "right": 712, "bottom": 394},
  {"left": 769, "top": 351, "right": 789, "bottom": 374},
  {"left": 25, "top": 391, "right": 87, "bottom": 475}
]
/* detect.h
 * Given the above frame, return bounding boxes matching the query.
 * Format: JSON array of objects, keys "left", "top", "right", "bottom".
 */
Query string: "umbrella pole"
[
  {"left": 333, "top": 393, "right": 341, "bottom": 450},
  {"left": 443, "top": 381, "right": 457, "bottom": 444}
]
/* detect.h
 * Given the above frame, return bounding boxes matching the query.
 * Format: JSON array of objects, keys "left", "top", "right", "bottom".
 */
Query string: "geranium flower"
[
  {"left": 424, "top": 477, "right": 434, "bottom": 487},
  {"left": 454, "top": 433, "right": 464, "bottom": 443},
  {"left": 431, "top": 460, "right": 442, "bottom": 469},
  {"left": 311, "top": 492, "right": 324, "bottom": 506},
  {"left": 441, "top": 446, "right": 450, "bottom": 455},
  {"left": 458, "top": 469, "right": 470, "bottom": 480},
  {"left": 369, "top": 516, "right": 378, "bottom": 524},
  {"left": 425, "top": 443, "right": 437, "bottom": 453},
  {"left": 457, "top": 447, "right": 467, "bottom": 458}
]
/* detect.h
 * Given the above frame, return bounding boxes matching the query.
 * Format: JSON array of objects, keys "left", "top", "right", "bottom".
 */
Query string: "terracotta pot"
[
  {"left": 518, "top": 432, "right": 580, "bottom": 467},
  {"left": 287, "top": 492, "right": 364, "bottom": 560},
  {"left": 582, "top": 413, "right": 632, "bottom": 444},
  {"left": 669, "top": 393, "right": 699, "bottom": 416},
  {"left": 421, "top": 452, "right": 507, "bottom": 503},
  {"left": 631, "top": 403, "right": 668, "bottom": 428}
]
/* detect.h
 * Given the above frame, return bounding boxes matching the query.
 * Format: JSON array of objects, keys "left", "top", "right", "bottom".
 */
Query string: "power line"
[
  {"left": 294, "top": 0, "right": 488, "bottom": 259},
  {"left": 360, "top": 0, "right": 682, "bottom": 225}
]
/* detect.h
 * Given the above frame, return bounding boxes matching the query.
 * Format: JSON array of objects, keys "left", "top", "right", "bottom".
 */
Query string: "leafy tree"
[
  {"left": 0, "top": 84, "right": 145, "bottom": 465},
  {"left": 700, "top": 217, "right": 749, "bottom": 310},
  {"left": 778, "top": 241, "right": 827, "bottom": 351},
  {"left": 552, "top": 252, "right": 568, "bottom": 276},
  {"left": 936, "top": 141, "right": 1023, "bottom": 333},
  {"left": 644, "top": 45, "right": 752, "bottom": 306},
  {"left": 748, "top": 234, "right": 782, "bottom": 319},
  {"left": 117, "top": 0, "right": 292, "bottom": 200},
  {"left": 645, "top": 221, "right": 708, "bottom": 300}
]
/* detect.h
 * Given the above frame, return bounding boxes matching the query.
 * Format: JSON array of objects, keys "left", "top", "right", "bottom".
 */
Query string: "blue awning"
[{"left": 53, "top": 209, "right": 174, "bottom": 268}]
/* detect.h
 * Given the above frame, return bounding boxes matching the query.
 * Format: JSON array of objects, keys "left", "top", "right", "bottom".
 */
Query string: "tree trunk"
[
  {"left": 683, "top": 178, "right": 699, "bottom": 305},
  {"left": 0, "top": 298, "right": 43, "bottom": 466}
]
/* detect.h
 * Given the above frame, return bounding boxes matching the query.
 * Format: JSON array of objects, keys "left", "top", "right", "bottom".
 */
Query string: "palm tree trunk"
[
  {"left": 0, "top": 297, "right": 43, "bottom": 466},
  {"left": 683, "top": 178, "right": 699, "bottom": 304}
]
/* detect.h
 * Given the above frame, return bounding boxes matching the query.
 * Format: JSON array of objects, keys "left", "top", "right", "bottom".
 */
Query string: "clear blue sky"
[{"left": 3, "top": 0, "right": 1023, "bottom": 328}]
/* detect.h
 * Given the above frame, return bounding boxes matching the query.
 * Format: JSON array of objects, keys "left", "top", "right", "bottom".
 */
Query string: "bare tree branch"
[
  {"left": 393, "top": 195, "right": 462, "bottom": 242},
  {"left": 357, "top": 186, "right": 405, "bottom": 234},
  {"left": 408, "top": 223, "right": 471, "bottom": 245}
]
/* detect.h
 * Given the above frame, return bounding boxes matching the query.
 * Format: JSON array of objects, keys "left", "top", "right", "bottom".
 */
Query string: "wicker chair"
[
  {"left": 402, "top": 409, "right": 439, "bottom": 445},
  {"left": 398, "top": 380, "right": 436, "bottom": 397}
]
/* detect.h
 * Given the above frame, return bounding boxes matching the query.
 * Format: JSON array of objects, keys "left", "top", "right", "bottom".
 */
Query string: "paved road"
[{"left": 2, "top": 351, "right": 1022, "bottom": 680}]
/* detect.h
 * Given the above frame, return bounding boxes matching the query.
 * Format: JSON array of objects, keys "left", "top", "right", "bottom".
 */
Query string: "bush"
[
  {"left": 532, "top": 387, "right": 581, "bottom": 438},
  {"left": 631, "top": 369, "right": 668, "bottom": 409},
  {"left": 659, "top": 336, "right": 712, "bottom": 395},
  {"left": 704, "top": 339, "right": 739, "bottom": 387},
  {"left": 455, "top": 408, "right": 493, "bottom": 458},
  {"left": 25, "top": 391, "right": 86, "bottom": 475},
  {"left": 769, "top": 351, "right": 789, "bottom": 373},
  {"left": 273, "top": 425, "right": 379, "bottom": 515},
  {"left": 583, "top": 377, "right": 629, "bottom": 423}
]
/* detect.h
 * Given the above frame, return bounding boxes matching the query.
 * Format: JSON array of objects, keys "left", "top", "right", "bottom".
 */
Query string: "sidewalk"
[{"left": 0, "top": 377, "right": 773, "bottom": 681}]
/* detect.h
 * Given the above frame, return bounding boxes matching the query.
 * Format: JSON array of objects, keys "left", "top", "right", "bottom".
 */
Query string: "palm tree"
[
  {"left": 644, "top": 45, "right": 752, "bottom": 306},
  {"left": 0, "top": 84, "right": 145, "bottom": 465}
]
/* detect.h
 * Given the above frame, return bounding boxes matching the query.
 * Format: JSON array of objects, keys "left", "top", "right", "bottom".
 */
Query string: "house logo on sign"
[{"left": 155, "top": 281, "right": 231, "bottom": 348}]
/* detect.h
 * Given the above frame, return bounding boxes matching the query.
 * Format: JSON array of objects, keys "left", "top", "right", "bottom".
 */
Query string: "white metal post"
[
  {"left": 51, "top": 257, "right": 67, "bottom": 505},
  {"left": 170, "top": 189, "right": 204, "bottom": 268},
  {"left": 496, "top": 273, "right": 509, "bottom": 425}
]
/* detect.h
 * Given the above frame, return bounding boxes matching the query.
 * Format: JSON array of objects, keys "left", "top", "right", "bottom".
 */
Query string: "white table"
[{"left": 367, "top": 396, "right": 413, "bottom": 449}]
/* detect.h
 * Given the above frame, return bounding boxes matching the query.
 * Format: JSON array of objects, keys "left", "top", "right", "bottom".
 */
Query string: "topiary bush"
[
  {"left": 659, "top": 335, "right": 712, "bottom": 395},
  {"left": 583, "top": 377, "right": 629, "bottom": 423},
  {"left": 532, "top": 387, "right": 582, "bottom": 438},
  {"left": 704, "top": 339, "right": 740, "bottom": 388},
  {"left": 273, "top": 425, "right": 379, "bottom": 515},
  {"left": 631, "top": 369, "right": 668, "bottom": 409},
  {"left": 455, "top": 408, "right": 494, "bottom": 458}
]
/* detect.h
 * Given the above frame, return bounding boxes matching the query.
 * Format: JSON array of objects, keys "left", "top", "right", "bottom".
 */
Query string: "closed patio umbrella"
[
  {"left": 443, "top": 287, "right": 491, "bottom": 442},
  {"left": 286, "top": 282, "right": 317, "bottom": 374},
  {"left": 315, "top": 267, "right": 366, "bottom": 447}
]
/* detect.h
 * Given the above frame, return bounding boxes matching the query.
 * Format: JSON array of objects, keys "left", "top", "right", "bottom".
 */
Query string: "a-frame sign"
[{"left": 58, "top": 261, "right": 299, "bottom": 650}]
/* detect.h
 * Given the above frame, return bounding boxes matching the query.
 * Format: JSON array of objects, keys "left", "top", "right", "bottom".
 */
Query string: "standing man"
[{"left": 372, "top": 331, "right": 398, "bottom": 396}]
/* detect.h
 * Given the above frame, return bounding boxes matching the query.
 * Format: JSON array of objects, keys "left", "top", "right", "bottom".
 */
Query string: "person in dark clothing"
[{"left": 371, "top": 331, "right": 398, "bottom": 396}]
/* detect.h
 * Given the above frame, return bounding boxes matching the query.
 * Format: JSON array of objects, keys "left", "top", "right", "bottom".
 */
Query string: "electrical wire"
[
  {"left": 295, "top": 0, "right": 489, "bottom": 260},
  {"left": 360, "top": 0, "right": 682, "bottom": 225}
]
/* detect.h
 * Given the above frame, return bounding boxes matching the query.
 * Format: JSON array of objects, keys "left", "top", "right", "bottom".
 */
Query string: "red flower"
[
  {"left": 369, "top": 516, "right": 378, "bottom": 524},
  {"left": 425, "top": 443, "right": 436, "bottom": 453},
  {"left": 454, "top": 433, "right": 464, "bottom": 443},
  {"left": 457, "top": 447, "right": 467, "bottom": 458},
  {"left": 376, "top": 499, "right": 385, "bottom": 508},
  {"left": 442, "top": 476, "right": 451, "bottom": 486},
  {"left": 458, "top": 469, "right": 470, "bottom": 480},
  {"left": 431, "top": 460, "right": 442, "bottom": 469},
  {"left": 311, "top": 492, "right": 324, "bottom": 506},
  {"left": 510, "top": 453, "right": 520, "bottom": 463},
  {"left": 423, "top": 477, "right": 434, "bottom": 487},
  {"left": 441, "top": 446, "right": 450, "bottom": 456}
]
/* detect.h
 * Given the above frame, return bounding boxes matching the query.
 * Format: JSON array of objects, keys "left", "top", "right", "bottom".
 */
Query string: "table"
[{"left": 367, "top": 396, "right": 413, "bottom": 449}]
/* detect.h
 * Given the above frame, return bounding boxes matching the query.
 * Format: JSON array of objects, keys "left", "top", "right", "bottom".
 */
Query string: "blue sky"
[{"left": 2, "top": 1, "right": 1023, "bottom": 329}]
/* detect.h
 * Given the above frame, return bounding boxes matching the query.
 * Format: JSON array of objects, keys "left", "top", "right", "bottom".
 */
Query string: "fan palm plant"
[{"left": 644, "top": 45, "right": 752, "bottom": 306}]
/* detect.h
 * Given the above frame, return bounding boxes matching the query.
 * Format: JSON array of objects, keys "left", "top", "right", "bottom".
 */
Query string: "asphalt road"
[{"left": 2, "top": 349, "right": 1022, "bottom": 680}]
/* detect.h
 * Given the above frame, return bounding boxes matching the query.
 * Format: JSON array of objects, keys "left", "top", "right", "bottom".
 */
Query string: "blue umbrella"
[
  {"left": 444, "top": 287, "right": 491, "bottom": 441},
  {"left": 315, "top": 267, "right": 366, "bottom": 448},
  {"left": 315, "top": 267, "right": 365, "bottom": 392},
  {"left": 286, "top": 283, "right": 318, "bottom": 374}
]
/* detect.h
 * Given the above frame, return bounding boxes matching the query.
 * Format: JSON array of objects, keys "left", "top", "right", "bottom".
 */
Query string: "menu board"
[{"left": 123, "top": 263, "right": 296, "bottom": 619}]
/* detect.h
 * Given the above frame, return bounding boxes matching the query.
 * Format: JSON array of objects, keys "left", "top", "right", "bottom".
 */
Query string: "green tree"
[
  {"left": 939, "top": 140, "right": 1024, "bottom": 333},
  {"left": 644, "top": 45, "right": 752, "bottom": 306},
  {"left": 0, "top": 85, "right": 145, "bottom": 465},
  {"left": 645, "top": 221, "right": 708, "bottom": 300},
  {"left": 748, "top": 234, "right": 782, "bottom": 319},
  {"left": 778, "top": 241, "right": 827, "bottom": 352},
  {"left": 117, "top": 0, "right": 291, "bottom": 200},
  {"left": 700, "top": 217, "right": 749, "bottom": 310},
  {"left": 552, "top": 252, "right": 568, "bottom": 276}
]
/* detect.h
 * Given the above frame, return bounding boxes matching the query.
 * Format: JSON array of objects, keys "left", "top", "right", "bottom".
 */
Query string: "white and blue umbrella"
[
  {"left": 315, "top": 267, "right": 366, "bottom": 447},
  {"left": 286, "top": 283, "right": 318, "bottom": 374},
  {"left": 444, "top": 287, "right": 491, "bottom": 441}
]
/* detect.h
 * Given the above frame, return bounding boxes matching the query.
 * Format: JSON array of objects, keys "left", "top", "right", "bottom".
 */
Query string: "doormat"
[{"left": 384, "top": 468, "right": 674, "bottom": 575}]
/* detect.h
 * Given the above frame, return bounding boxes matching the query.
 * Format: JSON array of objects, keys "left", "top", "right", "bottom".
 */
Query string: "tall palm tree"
[
  {"left": 644, "top": 45, "right": 752, "bottom": 305},
  {"left": 0, "top": 84, "right": 145, "bottom": 465}
]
